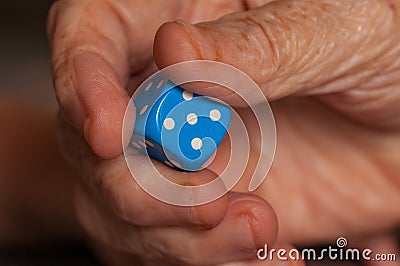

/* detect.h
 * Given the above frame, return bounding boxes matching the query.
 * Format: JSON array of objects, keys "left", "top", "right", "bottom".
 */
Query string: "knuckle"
[
  {"left": 51, "top": 52, "right": 77, "bottom": 117},
  {"left": 139, "top": 236, "right": 173, "bottom": 262},
  {"left": 111, "top": 193, "right": 146, "bottom": 225},
  {"left": 52, "top": 53, "right": 70, "bottom": 94},
  {"left": 239, "top": 12, "right": 280, "bottom": 75},
  {"left": 94, "top": 160, "right": 145, "bottom": 224},
  {"left": 174, "top": 240, "right": 204, "bottom": 265},
  {"left": 144, "top": 236, "right": 201, "bottom": 266},
  {"left": 96, "top": 163, "right": 125, "bottom": 208}
]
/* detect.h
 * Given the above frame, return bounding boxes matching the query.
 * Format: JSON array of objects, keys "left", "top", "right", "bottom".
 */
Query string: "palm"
[{"left": 226, "top": 97, "right": 400, "bottom": 245}]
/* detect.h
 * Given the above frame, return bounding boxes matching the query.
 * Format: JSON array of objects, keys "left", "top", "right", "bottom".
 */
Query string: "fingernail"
[
  {"left": 228, "top": 198, "right": 259, "bottom": 254},
  {"left": 228, "top": 194, "right": 278, "bottom": 250},
  {"left": 189, "top": 205, "right": 208, "bottom": 229},
  {"left": 189, "top": 193, "right": 224, "bottom": 230},
  {"left": 236, "top": 214, "right": 258, "bottom": 254}
]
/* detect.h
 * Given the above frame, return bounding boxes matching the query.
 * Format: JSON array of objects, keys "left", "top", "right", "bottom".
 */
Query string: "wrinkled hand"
[
  {"left": 48, "top": 0, "right": 400, "bottom": 264},
  {"left": 58, "top": 115, "right": 288, "bottom": 265}
]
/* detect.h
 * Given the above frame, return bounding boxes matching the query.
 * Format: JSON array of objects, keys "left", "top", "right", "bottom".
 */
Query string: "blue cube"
[{"left": 131, "top": 77, "right": 231, "bottom": 171}]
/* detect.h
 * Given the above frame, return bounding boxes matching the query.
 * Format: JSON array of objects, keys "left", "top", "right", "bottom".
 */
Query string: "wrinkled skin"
[{"left": 48, "top": 0, "right": 400, "bottom": 265}]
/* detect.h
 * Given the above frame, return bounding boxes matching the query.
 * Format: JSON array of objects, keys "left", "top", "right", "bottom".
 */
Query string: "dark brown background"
[
  {"left": 0, "top": 1, "right": 102, "bottom": 265},
  {"left": 0, "top": 0, "right": 56, "bottom": 107}
]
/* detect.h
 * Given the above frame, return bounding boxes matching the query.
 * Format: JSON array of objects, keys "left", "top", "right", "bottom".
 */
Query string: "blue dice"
[{"left": 130, "top": 76, "right": 231, "bottom": 171}]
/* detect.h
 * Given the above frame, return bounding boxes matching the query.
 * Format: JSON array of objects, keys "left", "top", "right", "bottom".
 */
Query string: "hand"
[
  {"left": 159, "top": 0, "right": 399, "bottom": 253},
  {"left": 47, "top": 0, "right": 247, "bottom": 159},
  {"left": 58, "top": 116, "right": 301, "bottom": 266},
  {"left": 158, "top": 0, "right": 400, "bottom": 252},
  {"left": 49, "top": 1, "right": 302, "bottom": 265},
  {"left": 49, "top": 0, "right": 400, "bottom": 264}
]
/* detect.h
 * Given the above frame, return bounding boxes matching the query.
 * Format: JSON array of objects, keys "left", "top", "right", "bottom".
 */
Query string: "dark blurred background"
[
  {"left": 0, "top": 1, "right": 102, "bottom": 265},
  {"left": 0, "top": 0, "right": 56, "bottom": 107}
]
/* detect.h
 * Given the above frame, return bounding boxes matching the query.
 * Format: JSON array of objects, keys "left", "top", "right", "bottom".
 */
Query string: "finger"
[
  {"left": 47, "top": 0, "right": 133, "bottom": 158},
  {"left": 91, "top": 154, "right": 229, "bottom": 229},
  {"left": 47, "top": 0, "right": 246, "bottom": 159},
  {"left": 154, "top": 0, "right": 399, "bottom": 105},
  {"left": 76, "top": 188, "right": 278, "bottom": 265},
  {"left": 48, "top": 0, "right": 190, "bottom": 158},
  {"left": 58, "top": 117, "right": 228, "bottom": 228},
  {"left": 47, "top": 0, "right": 270, "bottom": 158}
]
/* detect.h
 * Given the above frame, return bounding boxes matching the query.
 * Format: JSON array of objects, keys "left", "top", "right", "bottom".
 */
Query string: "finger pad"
[{"left": 74, "top": 52, "right": 129, "bottom": 158}]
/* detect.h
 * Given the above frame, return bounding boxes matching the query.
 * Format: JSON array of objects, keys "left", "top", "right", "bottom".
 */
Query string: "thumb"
[{"left": 154, "top": 0, "right": 398, "bottom": 106}]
